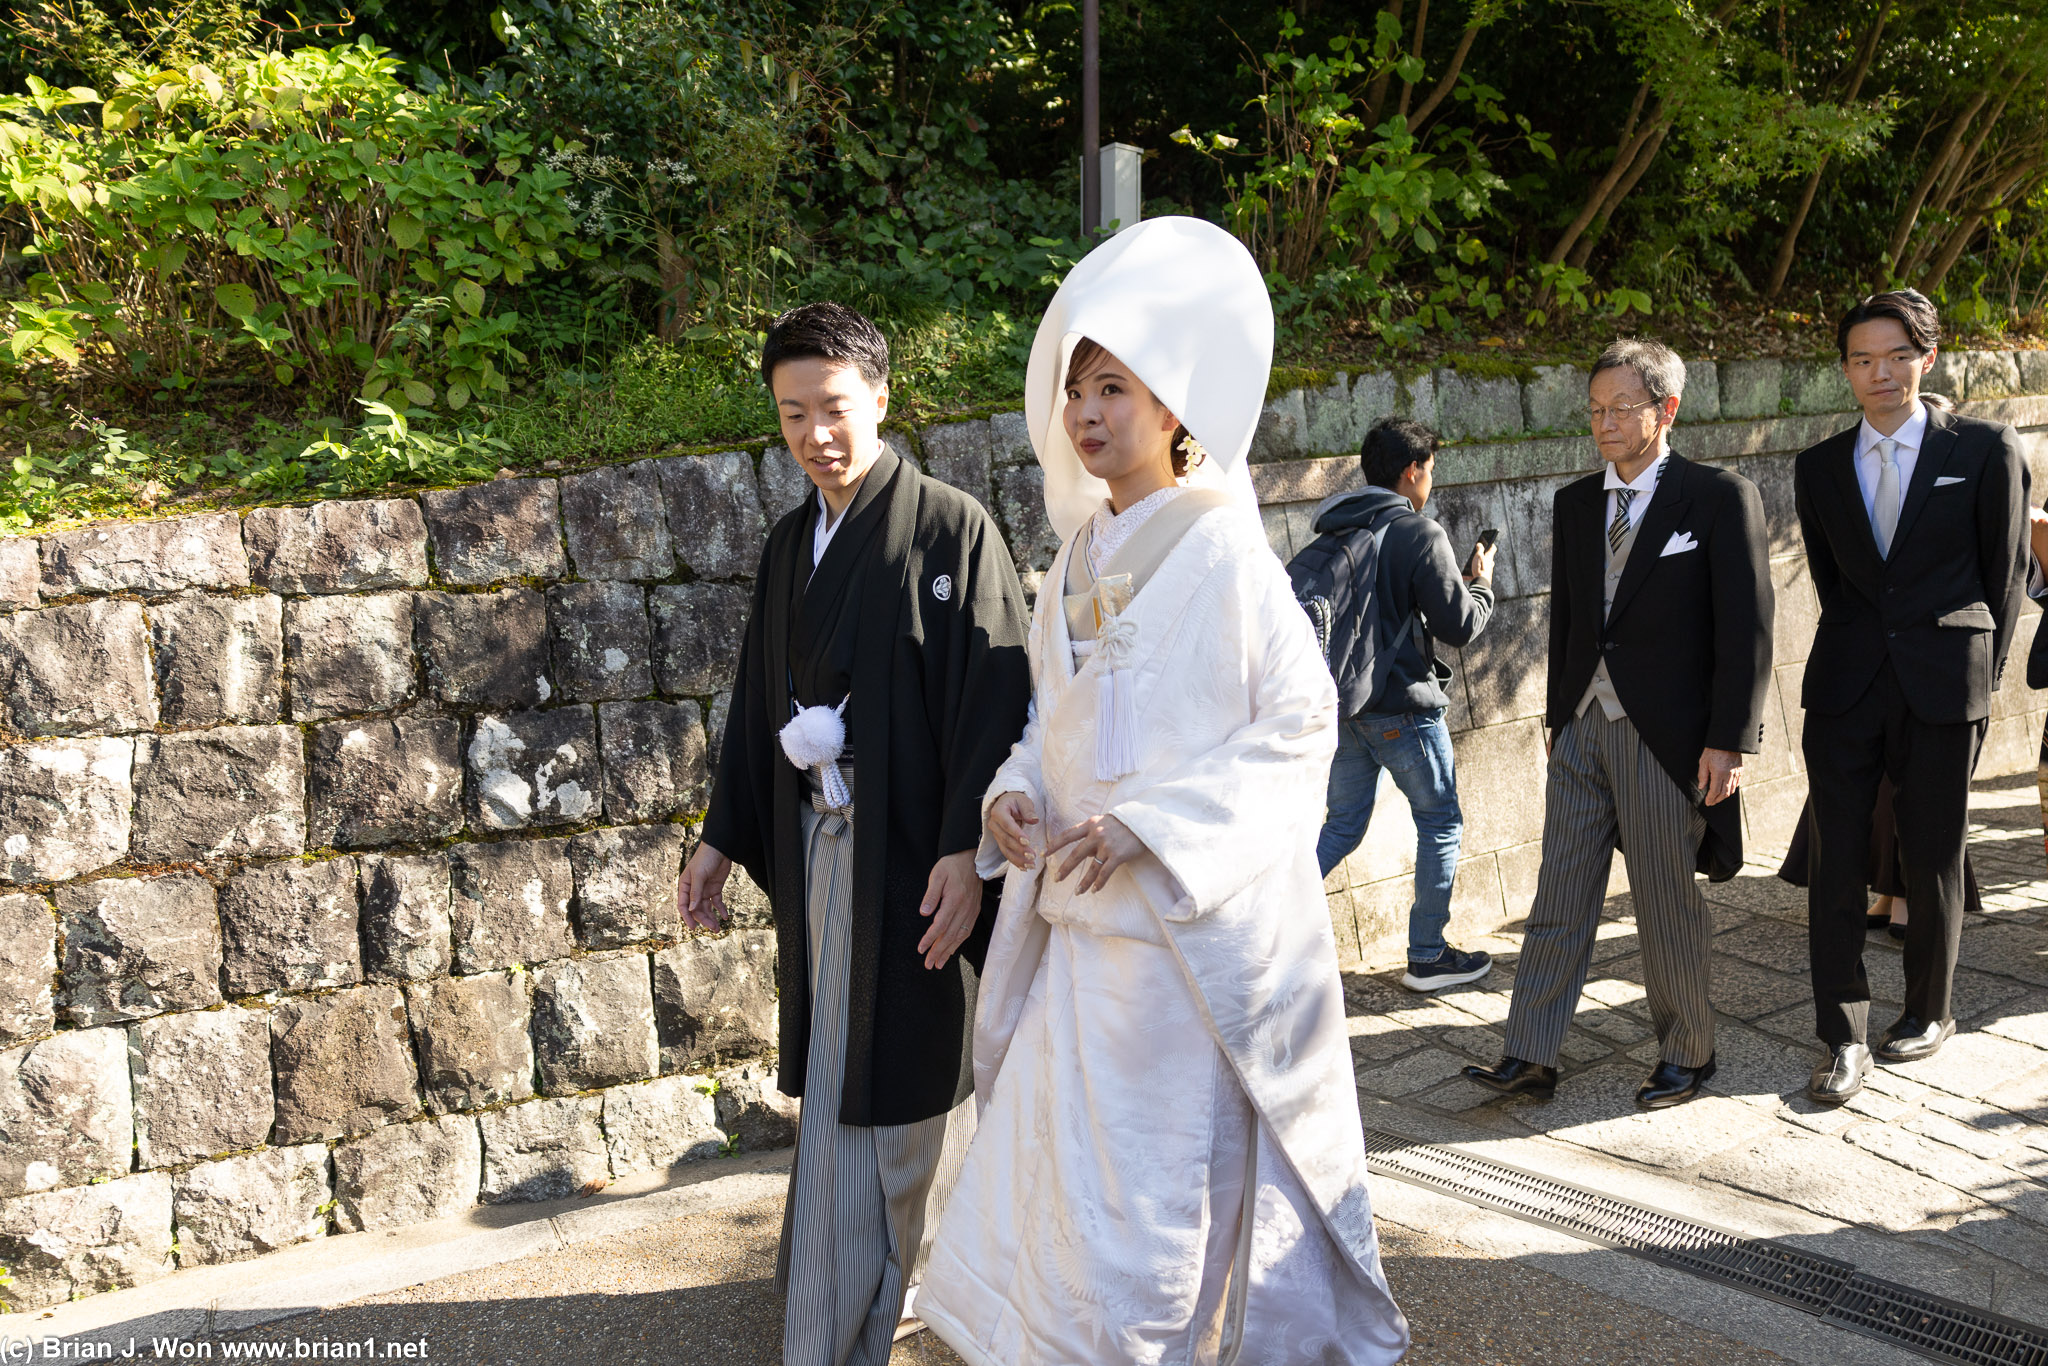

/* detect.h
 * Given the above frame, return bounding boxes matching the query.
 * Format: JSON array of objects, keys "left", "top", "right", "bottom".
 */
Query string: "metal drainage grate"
[
  {"left": 1826, "top": 1274, "right": 2048, "bottom": 1366},
  {"left": 1362, "top": 1129, "right": 2048, "bottom": 1365},
  {"left": 1362, "top": 1128, "right": 1851, "bottom": 1313}
]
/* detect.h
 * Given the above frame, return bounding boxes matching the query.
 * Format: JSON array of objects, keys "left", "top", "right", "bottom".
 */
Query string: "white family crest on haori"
[{"left": 916, "top": 217, "right": 1410, "bottom": 1365}]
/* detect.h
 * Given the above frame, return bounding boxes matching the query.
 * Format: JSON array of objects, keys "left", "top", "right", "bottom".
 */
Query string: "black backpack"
[{"left": 1286, "top": 506, "right": 1419, "bottom": 718}]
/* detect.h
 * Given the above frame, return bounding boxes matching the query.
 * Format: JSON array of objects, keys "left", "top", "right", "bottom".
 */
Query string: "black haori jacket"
[
  {"left": 1547, "top": 453, "right": 1774, "bottom": 882},
  {"left": 701, "top": 447, "right": 1031, "bottom": 1126}
]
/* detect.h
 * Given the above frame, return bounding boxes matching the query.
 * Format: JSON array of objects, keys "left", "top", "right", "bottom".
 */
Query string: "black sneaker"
[{"left": 1402, "top": 946, "right": 1492, "bottom": 992}]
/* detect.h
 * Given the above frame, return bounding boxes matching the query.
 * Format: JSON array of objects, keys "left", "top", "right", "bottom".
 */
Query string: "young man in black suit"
[
  {"left": 1466, "top": 339, "right": 1773, "bottom": 1109},
  {"left": 1797, "top": 290, "right": 2029, "bottom": 1105}
]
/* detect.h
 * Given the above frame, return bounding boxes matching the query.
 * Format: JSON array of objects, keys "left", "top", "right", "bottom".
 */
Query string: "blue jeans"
[{"left": 1317, "top": 707, "right": 1464, "bottom": 964}]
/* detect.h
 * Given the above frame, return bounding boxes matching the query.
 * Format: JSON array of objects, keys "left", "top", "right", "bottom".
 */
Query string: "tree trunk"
[
  {"left": 1547, "top": 103, "right": 1668, "bottom": 267},
  {"left": 1765, "top": 161, "right": 1830, "bottom": 298},
  {"left": 1396, "top": 0, "right": 1430, "bottom": 122},
  {"left": 1543, "top": 0, "right": 1739, "bottom": 271},
  {"left": 1567, "top": 120, "right": 1670, "bottom": 269},
  {"left": 1919, "top": 159, "right": 2045, "bottom": 293},
  {"left": 1410, "top": 22, "right": 1482, "bottom": 129},
  {"left": 655, "top": 228, "right": 693, "bottom": 343},
  {"left": 1362, "top": 0, "right": 1405, "bottom": 130},
  {"left": 1884, "top": 90, "right": 1992, "bottom": 278},
  {"left": 1765, "top": 10, "right": 1886, "bottom": 298}
]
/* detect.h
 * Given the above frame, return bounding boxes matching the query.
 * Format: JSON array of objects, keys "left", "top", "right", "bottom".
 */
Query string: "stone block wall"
[
  {"left": 0, "top": 471, "right": 807, "bottom": 1311},
  {"left": 6, "top": 349, "right": 2048, "bottom": 1306}
]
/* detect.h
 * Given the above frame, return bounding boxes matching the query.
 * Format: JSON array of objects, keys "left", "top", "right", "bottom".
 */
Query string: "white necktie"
[{"left": 1873, "top": 437, "right": 1901, "bottom": 557}]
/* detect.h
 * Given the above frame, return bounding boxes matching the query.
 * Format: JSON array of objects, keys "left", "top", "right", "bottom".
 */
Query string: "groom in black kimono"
[{"left": 679, "top": 301, "right": 1031, "bottom": 1364}]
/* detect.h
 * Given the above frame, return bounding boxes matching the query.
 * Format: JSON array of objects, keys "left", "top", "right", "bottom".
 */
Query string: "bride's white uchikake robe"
[{"left": 917, "top": 499, "right": 1410, "bottom": 1365}]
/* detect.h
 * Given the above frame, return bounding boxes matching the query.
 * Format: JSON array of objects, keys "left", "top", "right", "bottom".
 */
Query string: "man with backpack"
[{"left": 1297, "top": 416, "right": 1497, "bottom": 992}]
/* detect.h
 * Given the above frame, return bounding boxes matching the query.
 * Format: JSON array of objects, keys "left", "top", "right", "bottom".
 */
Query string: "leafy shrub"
[
  {"left": 1175, "top": 11, "right": 1548, "bottom": 345},
  {"left": 497, "top": 0, "right": 837, "bottom": 344},
  {"left": 0, "top": 39, "right": 588, "bottom": 408}
]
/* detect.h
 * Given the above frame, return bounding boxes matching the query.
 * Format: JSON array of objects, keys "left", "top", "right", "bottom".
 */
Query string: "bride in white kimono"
[{"left": 916, "top": 218, "right": 1410, "bottom": 1365}]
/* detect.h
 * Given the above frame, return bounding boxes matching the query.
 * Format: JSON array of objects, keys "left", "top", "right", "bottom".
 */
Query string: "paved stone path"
[
  {"left": 1348, "top": 771, "right": 2048, "bottom": 1324},
  {"left": 189, "top": 1190, "right": 1793, "bottom": 1366}
]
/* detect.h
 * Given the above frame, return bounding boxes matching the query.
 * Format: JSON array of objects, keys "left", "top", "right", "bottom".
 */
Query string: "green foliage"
[
  {"left": 488, "top": 305, "right": 1026, "bottom": 468},
  {"left": 496, "top": 0, "right": 840, "bottom": 346},
  {"left": 1175, "top": 10, "right": 1543, "bottom": 346},
  {"left": 9, "top": 0, "right": 2048, "bottom": 536},
  {"left": 0, "top": 400, "right": 505, "bottom": 528},
  {"left": 0, "top": 37, "right": 588, "bottom": 407}
]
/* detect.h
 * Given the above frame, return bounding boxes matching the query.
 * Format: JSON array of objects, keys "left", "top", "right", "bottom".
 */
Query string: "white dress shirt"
[
  {"left": 1603, "top": 453, "right": 1666, "bottom": 536},
  {"left": 1852, "top": 401, "right": 1927, "bottom": 528}
]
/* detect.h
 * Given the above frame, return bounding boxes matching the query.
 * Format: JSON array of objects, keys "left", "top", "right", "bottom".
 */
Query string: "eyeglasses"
[{"left": 1588, "top": 398, "right": 1662, "bottom": 425}]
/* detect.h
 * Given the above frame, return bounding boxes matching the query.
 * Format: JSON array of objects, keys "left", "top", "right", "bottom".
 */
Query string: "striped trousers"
[
  {"left": 779, "top": 802, "right": 972, "bottom": 1366},
  {"left": 1501, "top": 708, "right": 1715, "bottom": 1070}
]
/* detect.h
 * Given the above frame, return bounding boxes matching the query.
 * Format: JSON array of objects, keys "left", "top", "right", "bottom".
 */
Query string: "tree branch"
[
  {"left": 1410, "top": 21, "right": 1481, "bottom": 129},
  {"left": 1884, "top": 89, "right": 1992, "bottom": 278},
  {"left": 1568, "top": 120, "right": 1670, "bottom": 269},
  {"left": 1396, "top": 0, "right": 1431, "bottom": 122},
  {"left": 1546, "top": 102, "right": 1669, "bottom": 266},
  {"left": 1919, "top": 155, "right": 2046, "bottom": 292},
  {"left": 1765, "top": 9, "right": 1887, "bottom": 298},
  {"left": 1929, "top": 89, "right": 2011, "bottom": 219}
]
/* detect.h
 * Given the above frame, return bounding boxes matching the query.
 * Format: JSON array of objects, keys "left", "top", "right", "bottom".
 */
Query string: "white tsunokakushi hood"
[{"left": 1025, "top": 215, "right": 1275, "bottom": 542}]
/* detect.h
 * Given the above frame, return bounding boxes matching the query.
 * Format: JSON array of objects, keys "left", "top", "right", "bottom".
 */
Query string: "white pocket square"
[
  {"left": 1934, "top": 475, "right": 1966, "bottom": 486},
  {"left": 1660, "top": 531, "right": 1699, "bottom": 557}
]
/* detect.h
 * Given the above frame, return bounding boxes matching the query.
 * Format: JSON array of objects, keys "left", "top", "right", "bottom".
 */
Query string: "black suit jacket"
[
  {"left": 1795, "top": 405, "right": 2028, "bottom": 725},
  {"left": 1548, "top": 453, "right": 1774, "bottom": 881}
]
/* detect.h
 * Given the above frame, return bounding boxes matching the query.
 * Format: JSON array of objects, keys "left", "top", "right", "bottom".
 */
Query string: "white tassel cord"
[
  {"left": 1093, "top": 616, "right": 1142, "bottom": 782},
  {"left": 779, "top": 698, "right": 852, "bottom": 809}
]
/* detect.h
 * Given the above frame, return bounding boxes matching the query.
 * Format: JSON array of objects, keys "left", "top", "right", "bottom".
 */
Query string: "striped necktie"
[{"left": 1608, "top": 489, "right": 1635, "bottom": 556}]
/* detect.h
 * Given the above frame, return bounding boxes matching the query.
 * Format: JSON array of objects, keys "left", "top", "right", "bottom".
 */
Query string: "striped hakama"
[{"left": 779, "top": 796, "right": 972, "bottom": 1366}]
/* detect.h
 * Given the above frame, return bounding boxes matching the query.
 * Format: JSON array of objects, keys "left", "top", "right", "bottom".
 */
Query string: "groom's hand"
[
  {"left": 918, "top": 850, "right": 982, "bottom": 970},
  {"left": 678, "top": 841, "right": 733, "bottom": 931}
]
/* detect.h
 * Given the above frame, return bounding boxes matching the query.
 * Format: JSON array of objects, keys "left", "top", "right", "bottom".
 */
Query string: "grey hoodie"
[{"left": 1310, "top": 485, "right": 1495, "bottom": 716}]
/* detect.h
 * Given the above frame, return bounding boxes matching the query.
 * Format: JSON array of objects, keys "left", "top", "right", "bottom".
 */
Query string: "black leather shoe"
[
  {"left": 1807, "top": 1043, "right": 1872, "bottom": 1105},
  {"left": 1637, "top": 1055, "right": 1716, "bottom": 1109},
  {"left": 1463, "top": 1056, "right": 1558, "bottom": 1099},
  {"left": 1876, "top": 1014, "right": 1954, "bottom": 1063}
]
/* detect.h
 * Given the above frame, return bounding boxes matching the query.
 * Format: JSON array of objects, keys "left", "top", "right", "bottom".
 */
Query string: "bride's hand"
[
  {"left": 1048, "top": 814, "right": 1144, "bottom": 895},
  {"left": 988, "top": 791, "right": 1040, "bottom": 869}
]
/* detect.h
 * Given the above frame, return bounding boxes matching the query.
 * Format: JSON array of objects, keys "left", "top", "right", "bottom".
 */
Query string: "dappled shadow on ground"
[
  {"left": 178, "top": 1207, "right": 1781, "bottom": 1366},
  {"left": 1344, "top": 772, "right": 2048, "bottom": 1322},
  {"left": 185, "top": 1194, "right": 962, "bottom": 1366}
]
